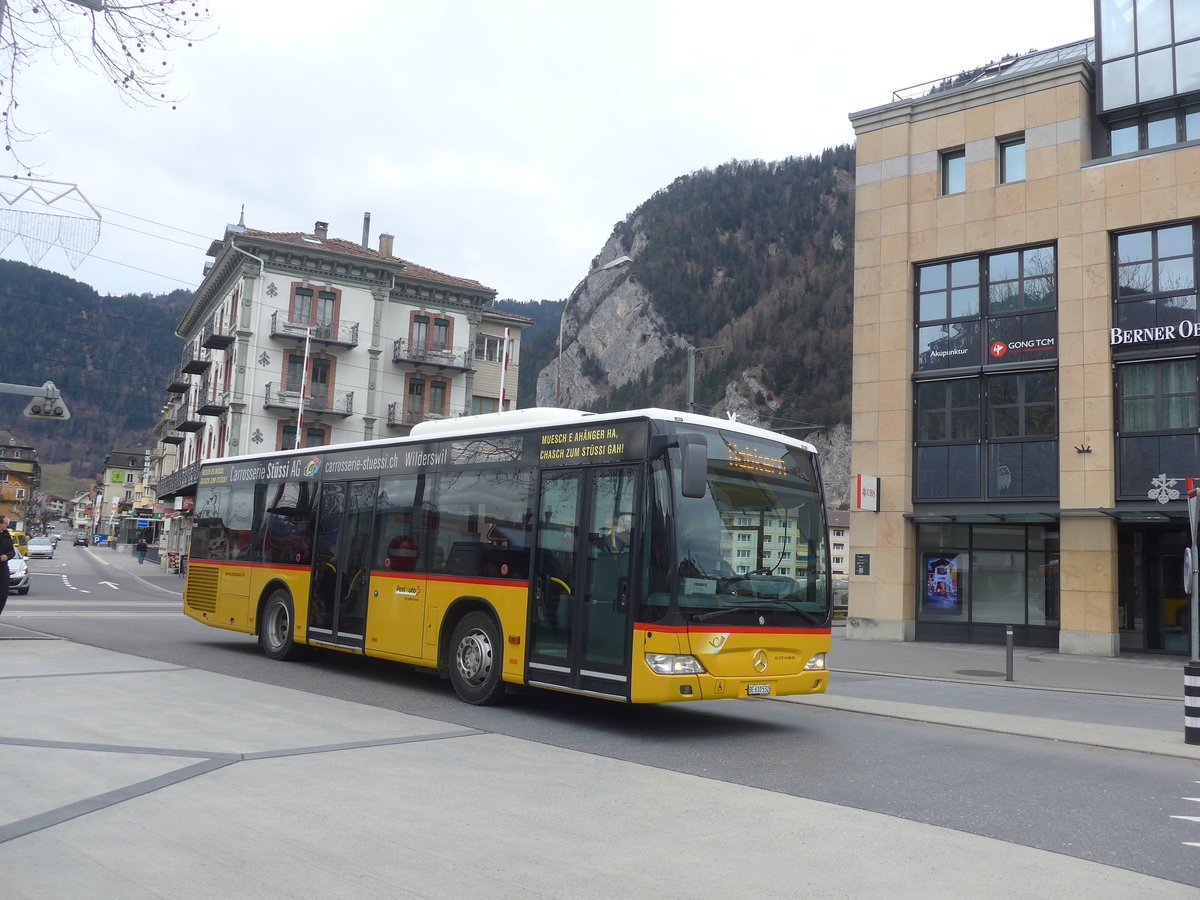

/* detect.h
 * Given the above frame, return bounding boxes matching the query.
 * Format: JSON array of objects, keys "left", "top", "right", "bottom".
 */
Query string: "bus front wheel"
[
  {"left": 260, "top": 590, "right": 302, "bottom": 661},
  {"left": 449, "top": 611, "right": 506, "bottom": 705}
]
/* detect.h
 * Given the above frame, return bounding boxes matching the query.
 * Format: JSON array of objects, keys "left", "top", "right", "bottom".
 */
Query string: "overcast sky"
[{"left": 1, "top": 0, "right": 1095, "bottom": 304}]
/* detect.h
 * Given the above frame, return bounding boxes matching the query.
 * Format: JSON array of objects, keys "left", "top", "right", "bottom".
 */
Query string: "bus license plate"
[{"left": 746, "top": 683, "right": 771, "bottom": 696}]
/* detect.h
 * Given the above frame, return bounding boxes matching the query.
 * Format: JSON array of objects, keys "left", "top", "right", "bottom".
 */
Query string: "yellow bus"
[{"left": 182, "top": 407, "right": 832, "bottom": 704}]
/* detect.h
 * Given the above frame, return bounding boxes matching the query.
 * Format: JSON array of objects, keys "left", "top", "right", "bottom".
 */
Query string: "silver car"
[
  {"left": 26, "top": 536, "right": 54, "bottom": 559},
  {"left": 7, "top": 549, "right": 29, "bottom": 594}
]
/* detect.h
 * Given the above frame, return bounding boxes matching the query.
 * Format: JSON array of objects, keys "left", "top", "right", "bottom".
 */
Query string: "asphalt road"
[{"left": 6, "top": 546, "right": 1199, "bottom": 888}]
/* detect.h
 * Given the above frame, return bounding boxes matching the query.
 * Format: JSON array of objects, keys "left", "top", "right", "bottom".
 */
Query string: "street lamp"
[{"left": 556, "top": 255, "right": 632, "bottom": 406}]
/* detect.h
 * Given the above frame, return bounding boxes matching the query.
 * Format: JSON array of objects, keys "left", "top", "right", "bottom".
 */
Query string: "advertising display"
[{"left": 923, "top": 553, "right": 963, "bottom": 614}]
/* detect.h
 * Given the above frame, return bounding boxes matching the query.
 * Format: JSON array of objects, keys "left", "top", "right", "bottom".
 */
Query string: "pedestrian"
[
  {"left": 136, "top": 536, "right": 148, "bottom": 565},
  {"left": 0, "top": 515, "right": 14, "bottom": 616}
]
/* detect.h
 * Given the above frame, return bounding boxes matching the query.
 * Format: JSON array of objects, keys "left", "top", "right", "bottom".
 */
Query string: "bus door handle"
[{"left": 617, "top": 577, "right": 629, "bottom": 612}]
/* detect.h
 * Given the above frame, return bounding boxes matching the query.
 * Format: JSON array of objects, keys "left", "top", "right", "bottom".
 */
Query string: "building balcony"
[
  {"left": 180, "top": 349, "right": 212, "bottom": 375},
  {"left": 269, "top": 311, "right": 359, "bottom": 349},
  {"left": 173, "top": 403, "right": 205, "bottom": 433},
  {"left": 161, "top": 432, "right": 185, "bottom": 445},
  {"left": 263, "top": 382, "right": 354, "bottom": 417},
  {"left": 195, "top": 387, "right": 230, "bottom": 416},
  {"left": 166, "top": 365, "right": 189, "bottom": 394},
  {"left": 386, "top": 401, "right": 451, "bottom": 428},
  {"left": 201, "top": 320, "right": 236, "bottom": 350},
  {"left": 392, "top": 338, "right": 472, "bottom": 372}
]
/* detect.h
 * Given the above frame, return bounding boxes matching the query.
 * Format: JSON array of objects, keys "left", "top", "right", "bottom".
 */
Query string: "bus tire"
[
  {"left": 259, "top": 590, "right": 302, "bottom": 661},
  {"left": 449, "top": 611, "right": 506, "bottom": 705}
]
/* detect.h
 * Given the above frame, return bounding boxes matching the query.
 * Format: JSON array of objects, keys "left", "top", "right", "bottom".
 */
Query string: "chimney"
[
  {"left": 314, "top": 221, "right": 328, "bottom": 240},
  {"left": 379, "top": 233, "right": 394, "bottom": 257},
  {"left": 361, "top": 212, "right": 371, "bottom": 250}
]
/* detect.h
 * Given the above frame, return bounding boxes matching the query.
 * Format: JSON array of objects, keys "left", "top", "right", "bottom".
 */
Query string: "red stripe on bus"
[{"left": 633, "top": 622, "right": 831, "bottom": 635}]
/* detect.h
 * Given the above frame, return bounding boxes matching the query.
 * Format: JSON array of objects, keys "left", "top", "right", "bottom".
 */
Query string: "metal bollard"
[
  {"left": 1005, "top": 626, "right": 1014, "bottom": 682},
  {"left": 1186, "top": 662, "right": 1200, "bottom": 745}
]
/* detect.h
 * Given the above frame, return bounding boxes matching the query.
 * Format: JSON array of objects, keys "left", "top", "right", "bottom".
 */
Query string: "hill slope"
[{"left": 0, "top": 260, "right": 189, "bottom": 478}]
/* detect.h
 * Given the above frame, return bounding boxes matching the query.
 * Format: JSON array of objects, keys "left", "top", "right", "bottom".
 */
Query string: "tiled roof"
[{"left": 240, "top": 228, "right": 496, "bottom": 295}]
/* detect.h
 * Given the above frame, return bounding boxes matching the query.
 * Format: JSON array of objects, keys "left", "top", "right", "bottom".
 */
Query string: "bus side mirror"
[
  {"left": 650, "top": 432, "right": 708, "bottom": 498},
  {"left": 679, "top": 434, "right": 707, "bottom": 499}
]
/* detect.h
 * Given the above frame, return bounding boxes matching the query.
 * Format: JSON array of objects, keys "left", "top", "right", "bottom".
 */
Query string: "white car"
[
  {"left": 7, "top": 549, "right": 29, "bottom": 594},
  {"left": 26, "top": 536, "right": 54, "bottom": 559}
]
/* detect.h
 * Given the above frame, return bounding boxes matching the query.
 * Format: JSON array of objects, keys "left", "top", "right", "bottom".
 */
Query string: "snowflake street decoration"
[
  {"left": 1148, "top": 473, "right": 1180, "bottom": 505},
  {"left": 251, "top": 429, "right": 264, "bottom": 445},
  {"left": 0, "top": 179, "right": 101, "bottom": 269},
  {"left": 258, "top": 352, "right": 271, "bottom": 367}
]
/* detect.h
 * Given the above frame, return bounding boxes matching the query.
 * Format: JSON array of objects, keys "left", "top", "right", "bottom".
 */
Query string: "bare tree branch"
[{"left": 0, "top": 1, "right": 213, "bottom": 169}]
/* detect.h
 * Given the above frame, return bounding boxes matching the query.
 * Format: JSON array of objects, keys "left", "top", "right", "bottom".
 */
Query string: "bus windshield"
[{"left": 653, "top": 425, "right": 829, "bottom": 628}]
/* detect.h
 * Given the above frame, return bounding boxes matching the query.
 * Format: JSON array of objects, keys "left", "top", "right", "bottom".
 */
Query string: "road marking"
[{"left": 98, "top": 581, "right": 120, "bottom": 590}]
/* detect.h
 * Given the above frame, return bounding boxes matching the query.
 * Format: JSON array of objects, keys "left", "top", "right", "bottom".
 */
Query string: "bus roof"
[{"left": 201, "top": 407, "right": 817, "bottom": 469}]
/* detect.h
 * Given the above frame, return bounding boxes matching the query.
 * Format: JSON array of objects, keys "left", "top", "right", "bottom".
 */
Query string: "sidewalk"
[{"left": 2, "top": 636, "right": 1194, "bottom": 897}]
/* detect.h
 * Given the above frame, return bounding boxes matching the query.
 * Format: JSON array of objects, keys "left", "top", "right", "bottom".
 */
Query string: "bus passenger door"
[
  {"left": 308, "top": 479, "right": 377, "bottom": 650},
  {"left": 528, "top": 466, "right": 638, "bottom": 699}
]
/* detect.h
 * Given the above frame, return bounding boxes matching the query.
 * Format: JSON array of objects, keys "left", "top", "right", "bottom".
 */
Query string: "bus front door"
[
  {"left": 528, "top": 466, "right": 638, "bottom": 700},
  {"left": 308, "top": 479, "right": 377, "bottom": 650}
]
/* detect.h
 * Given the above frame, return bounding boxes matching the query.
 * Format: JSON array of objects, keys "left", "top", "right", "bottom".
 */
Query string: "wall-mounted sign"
[
  {"left": 1111, "top": 321, "right": 1200, "bottom": 346},
  {"left": 855, "top": 474, "right": 879, "bottom": 511},
  {"left": 854, "top": 553, "right": 870, "bottom": 576}
]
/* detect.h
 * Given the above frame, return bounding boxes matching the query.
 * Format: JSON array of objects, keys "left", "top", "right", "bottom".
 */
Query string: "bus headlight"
[
  {"left": 803, "top": 653, "right": 827, "bottom": 671},
  {"left": 645, "top": 653, "right": 706, "bottom": 675}
]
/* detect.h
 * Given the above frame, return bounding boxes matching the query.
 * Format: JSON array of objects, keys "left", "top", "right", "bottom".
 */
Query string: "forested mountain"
[
  {"left": 0, "top": 260, "right": 188, "bottom": 479},
  {"left": 514, "top": 147, "right": 855, "bottom": 501}
]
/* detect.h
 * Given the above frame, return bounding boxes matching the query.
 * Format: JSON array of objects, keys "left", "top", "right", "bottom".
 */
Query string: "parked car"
[
  {"left": 26, "top": 536, "right": 54, "bottom": 559},
  {"left": 73, "top": 534, "right": 88, "bottom": 547},
  {"left": 7, "top": 549, "right": 29, "bottom": 594}
]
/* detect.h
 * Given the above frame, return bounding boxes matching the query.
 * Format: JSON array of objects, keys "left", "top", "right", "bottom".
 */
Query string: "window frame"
[
  {"left": 941, "top": 148, "right": 966, "bottom": 195},
  {"left": 998, "top": 136, "right": 1026, "bottom": 184}
]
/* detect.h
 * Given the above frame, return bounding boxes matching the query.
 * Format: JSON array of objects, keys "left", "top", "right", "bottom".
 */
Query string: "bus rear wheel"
[
  {"left": 259, "top": 590, "right": 302, "bottom": 661},
  {"left": 449, "top": 611, "right": 506, "bottom": 705}
]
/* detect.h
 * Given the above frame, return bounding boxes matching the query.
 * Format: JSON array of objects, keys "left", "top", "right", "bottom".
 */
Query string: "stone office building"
[{"left": 849, "top": 1, "right": 1200, "bottom": 656}]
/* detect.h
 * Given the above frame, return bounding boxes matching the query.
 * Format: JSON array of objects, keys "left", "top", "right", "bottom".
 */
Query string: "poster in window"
[{"left": 923, "top": 553, "right": 963, "bottom": 613}]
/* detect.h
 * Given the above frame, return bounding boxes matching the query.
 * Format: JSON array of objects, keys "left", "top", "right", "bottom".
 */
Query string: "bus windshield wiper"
[{"left": 691, "top": 601, "right": 826, "bottom": 625}]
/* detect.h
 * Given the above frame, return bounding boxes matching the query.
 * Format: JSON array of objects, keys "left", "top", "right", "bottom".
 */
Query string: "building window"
[
  {"left": 999, "top": 137, "right": 1025, "bottom": 183},
  {"left": 986, "top": 371, "right": 1058, "bottom": 498},
  {"left": 917, "top": 246, "right": 1057, "bottom": 373},
  {"left": 412, "top": 315, "right": 429, "bottom": 350},
  {"left": 1113, "top": 224, "right": 1197, "bottom": 338},
  {"left": 1106, "top": 105, "right": 1200, "bottom": 156},
  {"left": 285, "top": 354, "right": 305, "bottom": 393},
  {"left": 918, "top": 524, "right": 1059, "bottom": 626},
  {"left": 475, "top": 334, "right": 502, "bottom": 362},
  {"left": 471, "top": 395, "right": 499, "bottom": 415},
  {"left": 280, "top": 423, "right": 329, "bottom": 450},
  {"left": 1098, "top": 0, "right": 1200, "bottom": 112},
  {"left": 941, "top": 148, "right": 966, "bottom": 195},
  {"left": 432, "top": 318, "right": 450, "bottom": 351},
  {"left": 1116, "top": 358, "right": 1200, "bottom": 498},
  {"left": 309, "top": 359, "right": 331, "bottom": 409},
  {"left": 291, "top": 286, "right": 337, "bottom": 328},
  {"left": 915, "top": 378, "right": 981, "bottom": 499}
]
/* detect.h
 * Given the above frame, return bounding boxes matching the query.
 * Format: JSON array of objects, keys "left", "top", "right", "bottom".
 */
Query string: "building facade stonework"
[{"left": 849, "top": 2, "right": 1200, "bottom": 657}]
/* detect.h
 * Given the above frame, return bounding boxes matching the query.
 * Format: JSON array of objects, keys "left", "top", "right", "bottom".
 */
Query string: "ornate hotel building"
[{"left": 849, "top": 1, "right": 1200, "bottom": 656}]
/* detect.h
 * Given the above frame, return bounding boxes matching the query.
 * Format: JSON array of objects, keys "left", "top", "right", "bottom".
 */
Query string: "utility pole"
[{"left": 685, "top": 345, "right": 724, "bottom": 414}]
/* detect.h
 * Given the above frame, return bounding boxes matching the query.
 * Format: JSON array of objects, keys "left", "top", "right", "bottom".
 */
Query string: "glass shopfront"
[
  {"left": 916, "top": 522, "right": 1059, "bottom": 646},
  {"left": 1118, "top": 524, "right": 1193, "bottom": 655}
]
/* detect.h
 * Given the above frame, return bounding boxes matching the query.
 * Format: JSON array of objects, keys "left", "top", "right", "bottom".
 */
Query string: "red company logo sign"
[{"left": 989, "top": 338, "right": 1054, "bottom": 359}]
